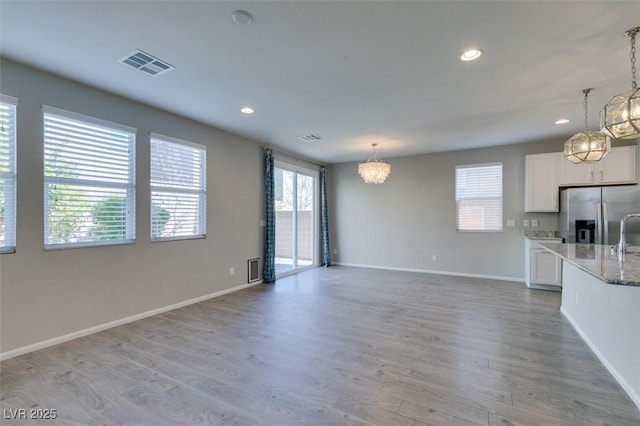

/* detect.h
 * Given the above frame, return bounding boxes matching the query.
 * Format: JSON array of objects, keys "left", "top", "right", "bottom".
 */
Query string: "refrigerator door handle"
[
  {"left": 602, "top": 202, "right": 609, "bottom": 245},
  {"left": 596, "top": 202, "right": 603, "bottom": 244}
]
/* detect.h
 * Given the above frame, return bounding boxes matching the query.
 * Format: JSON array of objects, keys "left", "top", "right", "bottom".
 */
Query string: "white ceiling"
[{"left": 1, "top": 1, "right": 639, "bottom": 163}]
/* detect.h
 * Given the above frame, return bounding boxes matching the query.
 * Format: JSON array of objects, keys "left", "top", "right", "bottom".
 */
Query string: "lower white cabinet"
[{"left": 525, "top": 238, "right": 562, "bottom": 289}]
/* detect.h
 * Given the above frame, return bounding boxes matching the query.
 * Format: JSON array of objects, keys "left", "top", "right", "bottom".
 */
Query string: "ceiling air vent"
[
  {"left": 119, "top": 49, "right": 174, "bottom": 76},
  {"left": 298, "top": 134, "right": 322, "bottom": 142}
]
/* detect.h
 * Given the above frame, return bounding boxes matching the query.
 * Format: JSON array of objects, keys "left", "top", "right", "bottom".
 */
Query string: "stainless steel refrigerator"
[{"left": 558, "top": 186, "right": 640, "bottom": 245}]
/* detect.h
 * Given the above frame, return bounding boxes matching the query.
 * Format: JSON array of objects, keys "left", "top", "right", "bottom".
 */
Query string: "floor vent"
[
  {"left": 248, "top": 258, "right": 260, "bottom": 283},
  {"left": 119, "top": 49, "right": 175, "bottom": 76}
]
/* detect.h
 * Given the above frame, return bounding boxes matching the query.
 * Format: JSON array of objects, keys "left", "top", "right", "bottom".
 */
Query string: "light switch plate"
[
  {"left": 507, "top": 219, "right": 516, "bottom": 228},
  {"left": 531, "top": 219, "right": 539, "bottom": 227},
  {"left": 523, "top": 219, "right": 530, "bottom": 227}
]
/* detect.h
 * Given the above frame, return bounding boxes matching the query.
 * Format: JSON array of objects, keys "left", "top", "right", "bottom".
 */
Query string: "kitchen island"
[
  {"left": 539, "top": 242, "right": 640, "bottom": 410},
  {"left": 540, "top": 242, "right": 640, "bottom": 285}
]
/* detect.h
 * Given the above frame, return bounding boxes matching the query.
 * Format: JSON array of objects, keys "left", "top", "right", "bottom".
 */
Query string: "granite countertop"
[
  {"left": 523, "top": 230, "right": 559, "bottom": 239},
  {"left": 525, "top": 236, "right": 563, "bottom": 241},
  {"left": 539, "top": 242, "right": 640, "bottom": 287}
]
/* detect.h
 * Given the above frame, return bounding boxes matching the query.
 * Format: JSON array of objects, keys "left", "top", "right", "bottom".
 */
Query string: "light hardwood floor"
[{"left": 1, "top": 266, "right": 639, "bottom": 425}]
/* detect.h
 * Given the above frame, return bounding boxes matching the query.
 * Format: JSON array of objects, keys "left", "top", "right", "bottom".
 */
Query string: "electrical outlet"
[
  {"left": 333, "top": 248, "right": 338, "bottom": 255},
  {"left": 531, "top": 219, "right": 539, "bottom": 227},
  {"left": 229, "top": 267, "right": 235, "bottom": 276},
  {"left": 432, "top": 254, "right": 438, "bottom": 262},
  {"left": 506, "top": 219, "right": 516, "bottom": 228},
  {"left": 523, "top": 219, "right": 530, "bottom": 227}
]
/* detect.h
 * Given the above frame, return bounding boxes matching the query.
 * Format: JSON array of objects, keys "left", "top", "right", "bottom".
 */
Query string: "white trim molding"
[
  {"left": 333, "top": 262, "right": 524, "bottom": 283},
  {"left": 0, "top": 281, "right": 262, "bottom": 361}
]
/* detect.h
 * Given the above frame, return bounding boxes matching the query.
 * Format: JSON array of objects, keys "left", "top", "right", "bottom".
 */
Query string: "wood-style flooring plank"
[{"left": 1, "top": 266, "right": 639, "bottom": 425}]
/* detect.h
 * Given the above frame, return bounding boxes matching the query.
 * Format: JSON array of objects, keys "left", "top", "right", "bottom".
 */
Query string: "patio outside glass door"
[{"left": 274, "top": 165, "right": 317, "bottom": 276}]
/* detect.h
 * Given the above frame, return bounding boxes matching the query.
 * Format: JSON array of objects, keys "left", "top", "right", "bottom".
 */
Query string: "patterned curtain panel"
[
  {"left": 263, "top": 148, "right": 276, "bottom": 283},
  {"left": 320, "top": 166, "right": 332, "bottom": 267}
]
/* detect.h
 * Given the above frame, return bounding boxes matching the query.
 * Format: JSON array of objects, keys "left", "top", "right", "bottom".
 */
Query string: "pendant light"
[
  {"left": 600, "top": 26, "right": 640, "bottom": 139},
  {"left": 358, "top": 143, "right": 390, "bottom": 184},
  {"left": 564, "top": 88, "right": 611, "bottom": 164}
]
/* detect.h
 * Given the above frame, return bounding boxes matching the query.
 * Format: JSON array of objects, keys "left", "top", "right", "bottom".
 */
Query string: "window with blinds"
[
  {"left": 150, "top": 134, "right": 206, "bottom": 241},
  {"left": 43, "top": 106, "right": 136, "bottom": 249},
  {"left": 455, "top": 162, "right": 503, "bottom": 232},
  {"left": 0, "top": 95, "right": 18, "bottom": 253}
]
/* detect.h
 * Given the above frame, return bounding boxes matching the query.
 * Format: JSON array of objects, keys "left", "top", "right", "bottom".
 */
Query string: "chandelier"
[
  {"left": 358, "top": 143, "right": 390, "bottom": 184},
  {"left": 600, "top": 26, "right": 640, "bottom": 139},
  {"left": 564, "top": 88, "right": 611, "bottom": 164}
]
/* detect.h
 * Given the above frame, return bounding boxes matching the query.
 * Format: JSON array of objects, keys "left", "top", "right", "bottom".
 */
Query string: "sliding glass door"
[{"left": 274, "top": 164, "right": 318, "bottom": 276}]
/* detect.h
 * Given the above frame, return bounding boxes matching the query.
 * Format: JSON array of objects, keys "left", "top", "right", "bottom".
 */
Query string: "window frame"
[
  {"left": 455, "top": 162, "right": 503, "bottom": 233},
  {"left": 0, "top": 94, "right": 18, "bottom": 254},
  {"left": 43, "top": 105, "right": 136, "bottom": 250},
  {"left": 149, "top": 133, "right": 206, "bottom": 242}
]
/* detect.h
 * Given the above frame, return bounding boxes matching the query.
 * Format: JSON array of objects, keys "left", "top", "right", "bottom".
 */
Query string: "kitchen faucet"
[{"left": 615, "top": 213, "right": 640, "bottom": 255}]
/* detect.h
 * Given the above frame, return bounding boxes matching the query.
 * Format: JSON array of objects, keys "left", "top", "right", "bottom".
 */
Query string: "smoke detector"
[{"left": 119, "top": 49, "right": 174, "bottom": 76}]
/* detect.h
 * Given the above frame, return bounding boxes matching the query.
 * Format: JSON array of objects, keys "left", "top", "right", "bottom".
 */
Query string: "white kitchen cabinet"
[
  {"left": 557, "top": 159, "right": 593, "bottom": 185},
  {"left": 558, "top": 145, "right": 638, "bottom": 186},
  {"left": 524, "top": 153, "right": 560, "bottom": 212},
  {"left": 599, "top": 145, "right": 638, "bottom": 184},
  {"left": 525, "top": 238, "right": 562, "bottom": 289}
]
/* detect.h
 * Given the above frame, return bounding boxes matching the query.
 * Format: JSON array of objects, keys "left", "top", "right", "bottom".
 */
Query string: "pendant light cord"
[
  {"left": 626, "top": 27, "right": 639, "bottom": 89},
  {"left": 582, "top": 88, "right": 590, "bottom": 129},
  {"left": 369, "top": 143, "right": 380, "bottom": 162}
]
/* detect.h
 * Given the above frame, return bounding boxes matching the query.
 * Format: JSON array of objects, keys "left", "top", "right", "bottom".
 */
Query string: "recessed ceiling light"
[
  {"left": 555, "top": 118, "right": 570, "bottom": 125},
  {"left": 241, "top": 107, "right": 254, "bottom": 115},
  {"left": 232, "top": 10, "right": 253, "bottom": 25},
  {"left": 460, "top": 49, "right": 482, "bottom": 61}
]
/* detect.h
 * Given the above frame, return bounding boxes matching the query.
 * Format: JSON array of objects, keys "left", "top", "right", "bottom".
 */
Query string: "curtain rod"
[{"left": 263, "top": 145, "right": 325, "bottom": 167}]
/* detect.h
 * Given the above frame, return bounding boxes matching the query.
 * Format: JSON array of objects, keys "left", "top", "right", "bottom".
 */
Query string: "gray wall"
[
  {"left": 327, "top": 140, "right": 566, "bottom": 280},
  {"left": 0, "top": 60, "right": 264, "bottom": 353}
]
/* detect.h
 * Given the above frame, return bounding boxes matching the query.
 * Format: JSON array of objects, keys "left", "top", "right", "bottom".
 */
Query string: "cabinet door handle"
[
  {"left": 591, "top": 171, "right": 594, "bottom": 182},
  {"left": 600, "top": 170, "right": 604, "bottom": 180}
]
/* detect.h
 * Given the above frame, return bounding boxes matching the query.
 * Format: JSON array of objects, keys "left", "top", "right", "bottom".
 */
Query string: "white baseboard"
[
  {"left": 0, "top": 280, "right": 262, "bottom": 362},
  {"left": 333, "top": 262, "right": 524, "bottom": 283},
  {"left": 561, "top": 306, "right": 640, "bottom": 410}
]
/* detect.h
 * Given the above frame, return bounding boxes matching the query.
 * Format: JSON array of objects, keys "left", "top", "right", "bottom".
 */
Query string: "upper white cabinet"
[
  {"left": 599, "top": 145, "right": 638, "bottom": 184},
  {"left": 557, "top": 159, "right": 593, "bottom": 185},
  {"left": 525, "top": 146, "right": 637, "bottom": 213},
  {"left": 558, "top": 145, "right": 638, "bottom": 186},
  {"left": 524, "top": 152, "right": 560, "bottom": 212}
]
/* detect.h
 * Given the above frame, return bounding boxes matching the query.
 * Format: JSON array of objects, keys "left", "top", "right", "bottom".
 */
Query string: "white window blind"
[
  {"left": 0, "top": 95, "right": 18, "bottom": 253},
  {"left": 150, "top": 134, "right": 206, "bottom": 241},
  {"left": 43, "top": 106, "right": 136, "bottom": 249},
  {"left": 456, "top": 162, "right": 503, "bottom": 232}
]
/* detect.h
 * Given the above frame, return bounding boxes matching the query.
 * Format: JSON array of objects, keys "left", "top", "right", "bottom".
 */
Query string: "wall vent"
[
  {"left": 119, "top": 49, "right": 175, "bottom": 76},
  {"left": 248, "top": 258, "right": 260, "bottom": 283},
  {"left": 298, "top": 134, "right": 322, "bottom": 142}
]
